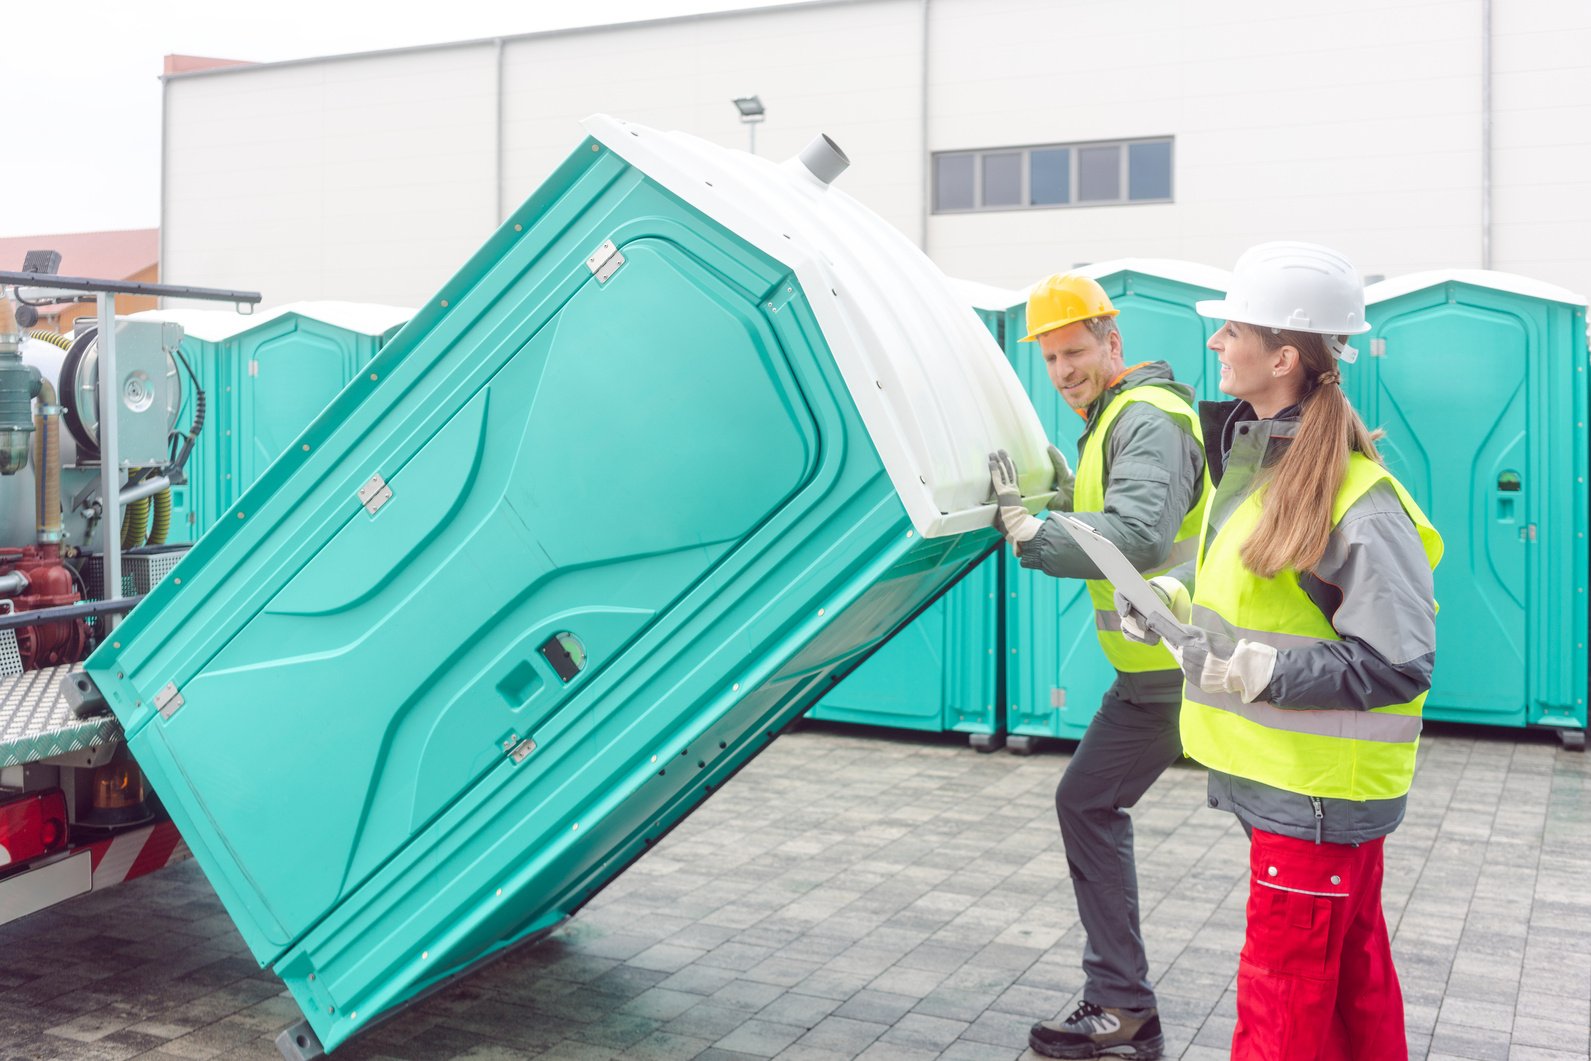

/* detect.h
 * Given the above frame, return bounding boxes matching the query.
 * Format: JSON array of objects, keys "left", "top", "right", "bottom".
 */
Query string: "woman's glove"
[
  {"left": 1114, "top": 578, "right": 1274, "bottom": 702},
  {"left": 988, "top": 450, "right": 1041, "bottom": 547},
  {"left": 1175, "top": 629, "right": 1277, "bottom": 704}
]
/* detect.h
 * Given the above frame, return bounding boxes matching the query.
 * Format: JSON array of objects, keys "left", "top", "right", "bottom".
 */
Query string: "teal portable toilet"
[
  {"left": 1363, "top": 270, "right": 1588, "bottom": 748},
  {"left": 129, "top": 303, "right": 413, "bottom": 540},
  {"left": 1004, "top": 259, "right": 1229, "bottom": 750},
  {"left": 806, "top": 278, "right": 1019, "bottom": 749},
  {"left": 81, "top": 116, "right": 1053, "bottom": 1054}
]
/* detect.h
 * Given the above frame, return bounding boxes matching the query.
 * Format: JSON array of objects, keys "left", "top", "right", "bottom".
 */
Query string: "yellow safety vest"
[
  {"left": 1073, "top": 384, "right": 1209, "bottom": 673},
  {"left": 1179, "top": 452, "right": 1443, "bottom": 801}
]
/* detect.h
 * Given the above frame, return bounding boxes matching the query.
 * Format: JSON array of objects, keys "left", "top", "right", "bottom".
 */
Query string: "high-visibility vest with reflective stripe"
[
  {"left": 1073, "top": 384, "right": 1209, "bottom": 672},
  {"left": 1180, "top": 453, "right": 1443, "bottom": 801}
]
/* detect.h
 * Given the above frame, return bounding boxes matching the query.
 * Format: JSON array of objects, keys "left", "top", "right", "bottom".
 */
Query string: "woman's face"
[{"left": 1210, "top": 321, "right": 1295, "bottom": 410}]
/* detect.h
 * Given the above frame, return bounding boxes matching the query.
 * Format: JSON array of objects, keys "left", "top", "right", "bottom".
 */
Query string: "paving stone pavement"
[{"left": 1, "top": 721, "right": 1586, "bottom": 1061}]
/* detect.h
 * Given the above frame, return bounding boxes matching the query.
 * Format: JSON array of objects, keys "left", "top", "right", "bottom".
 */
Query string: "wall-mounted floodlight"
[{"left": 731, "top": 95, "right": 765, "bottom": 154}]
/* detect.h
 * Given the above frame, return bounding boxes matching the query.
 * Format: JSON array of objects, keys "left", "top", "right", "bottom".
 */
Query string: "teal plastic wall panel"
[
  {"left": 1093, "top": 268, "right": 1224, "bottom": 399},
  {"left": 807, "top": 305, "right": 1007, "bottom": 738},
  {"left": 166, "top": 315, "right": 387, "bottom": 542},
  {"left": 805, "top": 547, "right": 1001, "bottom": 735},
  {"left": 240, "top": 318, "right": 382, "bottom": 489},
  {"left": 1362, "top": 278, "right": 1589, "bottom": 734},
  {"left": 1006, "top": 266, "right": 1225, "bottom": 740},
  {"left": 85, "top": 137, "right": 999, "bottom": 1051}
]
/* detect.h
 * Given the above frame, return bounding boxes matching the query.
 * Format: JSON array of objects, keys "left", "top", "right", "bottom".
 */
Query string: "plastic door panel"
[{"left": 1369, "top": 302, "right": 1529, "bottom": 724}]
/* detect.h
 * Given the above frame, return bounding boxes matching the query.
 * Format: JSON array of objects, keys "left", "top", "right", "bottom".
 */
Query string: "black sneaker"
[{"left": 1029, "top": 1000, "right": 1165, "bottom": 1059}]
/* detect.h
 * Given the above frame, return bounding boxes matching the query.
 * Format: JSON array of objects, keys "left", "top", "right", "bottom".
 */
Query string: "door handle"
[{"left": 1497, "top": 470, "right": 1521, "bottom": 522}]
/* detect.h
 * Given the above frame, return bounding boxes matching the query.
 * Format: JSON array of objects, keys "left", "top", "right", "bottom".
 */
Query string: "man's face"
[{"left": 1037, "top": 320, "right": 1124, "bottom": 410}]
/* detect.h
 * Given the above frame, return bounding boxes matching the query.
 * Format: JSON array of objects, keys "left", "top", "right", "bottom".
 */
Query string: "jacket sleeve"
[
  {"left": 1019, "top": 402, "right": 1205, "bottom": 580},
  {"left": 1264, "top": 480, "right": 1436, "bottom": 711}
]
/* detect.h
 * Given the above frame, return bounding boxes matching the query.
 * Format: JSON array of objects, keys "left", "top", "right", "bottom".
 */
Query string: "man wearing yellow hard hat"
[{"left": 988, "top": 273, "right": 1209, "bottom": 1060}]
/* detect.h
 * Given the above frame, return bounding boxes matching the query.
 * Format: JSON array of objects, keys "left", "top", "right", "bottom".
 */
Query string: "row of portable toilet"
[
  {"left": 810, "top": 261, "right": 1591, "bottom": 749},
  {"left": 131, "top": 265, "right": 1590, "bottom": 749}
]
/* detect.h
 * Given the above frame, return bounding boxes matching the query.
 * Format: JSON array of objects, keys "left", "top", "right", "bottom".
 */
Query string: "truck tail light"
[{"left": 0, "top": 789, "right": 69, "bottom": 869}]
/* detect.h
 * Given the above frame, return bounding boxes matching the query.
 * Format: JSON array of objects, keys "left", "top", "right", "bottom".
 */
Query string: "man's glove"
[
  {"left": 1045, "top": 444, "right": 1075, "bottom": 511},
  {"left": 988, "top": 449, "right": 1041, "bottom": 547},
  {"left": 1113, "top": 576, "right": 1191, "bottom": 645}
]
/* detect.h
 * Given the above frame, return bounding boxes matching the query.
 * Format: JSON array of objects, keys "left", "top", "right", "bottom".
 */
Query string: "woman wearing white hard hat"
[{"left": 1117, "top": 242, "right": 1442, "bottom": 1060}]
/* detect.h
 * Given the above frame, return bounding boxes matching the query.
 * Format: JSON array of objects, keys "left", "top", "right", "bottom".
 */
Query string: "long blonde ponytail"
[{"left": 1240, "top": 327, "right": 1382, "bottom": 578}]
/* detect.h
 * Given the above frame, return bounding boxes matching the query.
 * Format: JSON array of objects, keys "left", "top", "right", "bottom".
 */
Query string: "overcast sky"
[{"left": 1, "top": 0, "right": 791, "bottom": 239}]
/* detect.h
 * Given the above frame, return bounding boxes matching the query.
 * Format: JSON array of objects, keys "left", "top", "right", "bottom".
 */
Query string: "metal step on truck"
[
  {"left": 0, "top": 117, "right": 1056, "bottom": 1057},
  {"left": 0, "top": 645, "right": 189, "bottom": 924}
]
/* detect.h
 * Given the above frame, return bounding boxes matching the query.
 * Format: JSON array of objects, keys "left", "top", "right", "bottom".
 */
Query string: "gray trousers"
[{"left": 1055, "top": 673, "right": 1183, "bottom": 1010}]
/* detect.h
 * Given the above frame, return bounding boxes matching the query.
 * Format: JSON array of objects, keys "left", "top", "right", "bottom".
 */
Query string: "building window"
[
  {"left": 1128, "top": 140, "right": 1173, "bottom": 201},
  {"left": 1029, "top": 147, "right": 1070, "bottom": 206},
  {"left": 981, "top": 152, "right": 1023, "bottom": 208},
  {"left": 1077, "top": 145, "right": 1121, "bottom": 202},
  {"left": 934, "top": 153, "right": 976, "bottom": 211},
  {"left": 931, "top": 137, "right": 1173, "bottom": 212}
]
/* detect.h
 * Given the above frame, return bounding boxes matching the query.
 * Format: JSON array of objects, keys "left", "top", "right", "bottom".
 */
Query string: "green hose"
[
  {"left": 122, "top": 496, "right": 150, "bottom": 550},
  {"left": 149, "top": 488, "right": 172, "bottom": 546}
]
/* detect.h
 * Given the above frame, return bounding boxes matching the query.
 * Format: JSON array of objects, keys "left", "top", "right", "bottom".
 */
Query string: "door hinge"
[
  {"left": 1369, "top": 339, "right": 1386, "bottom": 358},
  {"left": 248, "top": 359, "right": 259, "bottom": 377},
  {"left": 501, "top": 734, "right": 536, "bottom": 764},
  {"left": 1051, "top": 688, "right": 1066, "bottom": 708},
  {"left": 357, "top": 473, "right": 393, "bottom": 516},
  {"left": 155, "top": 681, "right": 185, "bottom": 719},
  {"left": 585, "top": 239, "right": 625, "bottom": 283}
]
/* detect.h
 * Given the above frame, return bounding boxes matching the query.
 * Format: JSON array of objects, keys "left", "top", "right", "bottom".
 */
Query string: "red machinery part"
[
  {"left": 0, "top": 545, "right": 89, "bottom": 668},
  {"left": 0, "top": 789, "right": 69, "bottom": 869}
]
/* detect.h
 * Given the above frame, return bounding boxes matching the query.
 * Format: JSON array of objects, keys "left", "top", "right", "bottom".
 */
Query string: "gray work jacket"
[
  {"left": 1020, "top": 362, "right": 1206, "bottom": 705},
  {"left": 1172, "top": 400, "right": 1437, "bottom": 844}
]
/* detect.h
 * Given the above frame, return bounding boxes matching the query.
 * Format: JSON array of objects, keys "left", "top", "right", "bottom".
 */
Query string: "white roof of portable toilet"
[
  {"left": 946, "top": 277, "right": 1022, "bottom": 312},
  {"left": 1014, "top": 259, "right": 1231, "bottom": 298},
  {"left": 1366, "top": 269, "right": 1587, "bottom": 307},
  {"left": 1074, "top": 258, "right": 1232, "bottom": 293},
  {"left": 126, "top": 301, "right": 414, "bottom": 342},
  {"left": 584, "top": 114, "right": 1051, "bottom": 537}
]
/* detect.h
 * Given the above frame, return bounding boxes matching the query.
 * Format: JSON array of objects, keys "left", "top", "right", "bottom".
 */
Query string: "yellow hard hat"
[{"left": 1020, "top": 273, "right": 1119, "bottom": 342}]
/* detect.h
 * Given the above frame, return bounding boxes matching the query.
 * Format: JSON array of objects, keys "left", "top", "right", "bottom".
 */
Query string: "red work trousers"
[{"left": 1231, "top": 829, "right": 1406, "bottom": 1061}]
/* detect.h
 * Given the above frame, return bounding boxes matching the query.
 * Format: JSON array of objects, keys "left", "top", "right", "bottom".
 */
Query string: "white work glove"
[
  {"left": 1175, "top": 628, "right": 1277, "bottom": 704},
  {"left": 1045, "top": 444, "right": 1075, "bottom": 511},
  {"left": 988, "top": 449, "right": 1041, "bottom": 548},
  {"left": 1113, "top": 575, "right": 1191, "bottom": 645},
  {"left": 1114, "top": 580, "right": 1274, "bottom": 702}
]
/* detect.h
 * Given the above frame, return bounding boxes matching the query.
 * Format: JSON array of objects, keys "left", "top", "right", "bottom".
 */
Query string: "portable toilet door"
[
  {"left": 1363, "top": 271, "right": 1589, "bottom": 745},
  {"left": 1005, "top": 260, "right": 1228, "bottom": 748},
  {"left": 82, "top": 117, "right": 1053, "bottom": 1054},
  {"left": 806, "top": 278, "right": 1017, "bottom": 749}
]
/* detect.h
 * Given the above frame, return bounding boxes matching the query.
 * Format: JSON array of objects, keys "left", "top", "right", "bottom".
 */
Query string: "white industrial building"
[{"left": 161, "top": 0, "right": 1591, "bottom": 308}]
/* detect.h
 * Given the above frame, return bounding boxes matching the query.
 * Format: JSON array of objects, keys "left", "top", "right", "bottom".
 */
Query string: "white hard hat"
[{"left": 1196, "top": 241, "right": 1370, "bottom": 363}]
